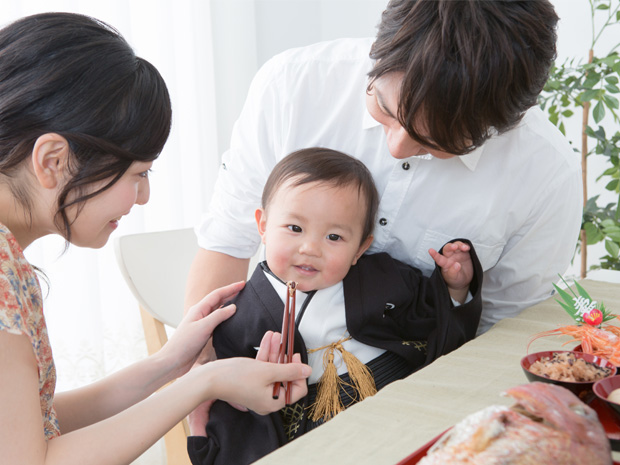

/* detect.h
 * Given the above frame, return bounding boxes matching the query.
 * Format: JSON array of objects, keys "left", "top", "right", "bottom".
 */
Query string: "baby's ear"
[
  {"left": 352, "top": 235, "right": 374, "bottom": 265},
  {"left": 255, "top": 208, "right": 268, "bottom": 243},
  {"left": 31, "top": 133, "right": 70, "bottom": 189}
]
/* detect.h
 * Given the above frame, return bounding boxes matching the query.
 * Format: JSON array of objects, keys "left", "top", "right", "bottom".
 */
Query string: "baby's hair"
[
  {"left": 0, "top": 13, "right": 172, "bottom": 242},
  {"left": 262, "top": 148, "right": 379, "bottom": 242}
]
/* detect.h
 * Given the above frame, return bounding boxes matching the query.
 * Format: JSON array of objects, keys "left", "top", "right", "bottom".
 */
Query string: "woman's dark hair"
[
  {"left": 368, "top": 0, "right": 558, "bottom": 155},
  {"left": 0, "top": 12, "right": 172, "bottom": 241},
  {"left": 262, "top": 148, "right": 379, "bottom": 243}
]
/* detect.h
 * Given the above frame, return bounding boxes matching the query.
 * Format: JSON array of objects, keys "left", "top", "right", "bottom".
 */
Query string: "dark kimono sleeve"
[
  {"left": 345, "top": 239, "right": 483, "bottom": 369},
  {"left": 187, "top": 266, "right": 288, "bottom": 465}
]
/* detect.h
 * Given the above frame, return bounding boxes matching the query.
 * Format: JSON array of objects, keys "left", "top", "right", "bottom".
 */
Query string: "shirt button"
[
  {"left": 402, "top": 162, "right": 410, "bottom": 170},
  {"left": 379, "top": 218, "right": 388, "bottom": 226}
]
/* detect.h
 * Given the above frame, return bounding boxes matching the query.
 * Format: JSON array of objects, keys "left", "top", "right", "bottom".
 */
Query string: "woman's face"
[{"left": 65, "top": 161, "right": 152, "bottom": 248}]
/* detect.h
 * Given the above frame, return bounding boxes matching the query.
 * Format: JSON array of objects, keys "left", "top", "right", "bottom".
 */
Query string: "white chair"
[
  {"left": 114, "top": 227, "right": 263, "bottom": 465},
  {"left": 114, "top": 227, "right": 198, "bottom": 465}
]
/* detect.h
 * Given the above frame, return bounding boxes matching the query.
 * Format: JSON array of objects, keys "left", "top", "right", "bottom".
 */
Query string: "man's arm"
[{"left": 184, "top": 249, "right": 249, "bottom": 311}]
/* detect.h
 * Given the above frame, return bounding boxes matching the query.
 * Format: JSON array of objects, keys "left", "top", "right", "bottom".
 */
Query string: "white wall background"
[{"left": 1, "top": 1, "right": 615, "bottom": 463}]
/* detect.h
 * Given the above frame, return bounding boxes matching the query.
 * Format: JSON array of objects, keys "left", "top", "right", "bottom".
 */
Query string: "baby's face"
[{"left": 256, "top": 179, "right": 372, "bottom": 292}]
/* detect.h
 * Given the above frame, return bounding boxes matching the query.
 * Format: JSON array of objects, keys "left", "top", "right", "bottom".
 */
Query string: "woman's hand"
[
  {"left": 159, "top": 281, "right": 245, "bottom": 379},
  {"left": 187, "top": 330, "right": 310, "bottom": 436},
  {"left": 257, "top": 331, "right": 308, "bottom": 406},
  {"left": 197, "top": 355, "right": 311, "bottom": 416}
]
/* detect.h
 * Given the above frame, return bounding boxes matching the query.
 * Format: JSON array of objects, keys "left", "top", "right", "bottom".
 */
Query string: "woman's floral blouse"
[{"left": 0, "top": 223, "right": 60, "bottom": 439}]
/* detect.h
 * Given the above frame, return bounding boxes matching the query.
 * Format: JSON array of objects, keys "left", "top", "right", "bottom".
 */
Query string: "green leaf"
[
  {"left": 582, "top": 89, "right": 599, "bottom": 102},
  {"left": 584, "top": 221, "right": 605, "bottom": 244},
  {"left": 553, "top": 282, "right": 579, "bottom": 309},
  {"left": 606, "top": 231, "right": 620, "bottom": 242},
  {"left": 585, "top": 78, "right": 602, "bottom": 89},
  {"left": 557, "top": 275, "right": 579, "bottom": 298},
  {"left": 605, "top": 240, "right": 620, "bottom": 258},
  {"left": 596, "top": 3, "right": 609, "bottom": 10},
  {"left": 559, "top": 121, "right": 566, "bottom": 135},
  {"left": 574, "top": 280, "right": 593, "bottom": 301},
  {"left": 549, "top": 112, "right": 559, "bottom": 125},
  {"left": 606, "top": 84, "right": 620, "bottom": 94},
  {"left": 606, "top": 179, "right": 620, "bottom": 191},
  {"left": 556, "top": 299, "right": 581, "bottom": 321},
  {"left": 604, "top": 94, "right": 620, "bottom": 109},
  {"left": 593, "top": 100, "right": 606, "bottom": 123},
  {"left": 607, "top": 76, "right": 620, "bottom": 85},
  {"left": 562, "top": 109, "right": 574, "bottom": 117},
  {"left": 587, "top": 125, "right": 606, "bottom": 140}
]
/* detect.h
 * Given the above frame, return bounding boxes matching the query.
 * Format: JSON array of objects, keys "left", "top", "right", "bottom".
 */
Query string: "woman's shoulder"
[{"left": 0, "top": 224, "right": 41, "bottom": 336}]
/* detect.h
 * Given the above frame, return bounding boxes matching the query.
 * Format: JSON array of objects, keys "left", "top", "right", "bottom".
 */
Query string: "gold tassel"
[
  {"left": 340, "top": 348, "right": 377, "bottom": 400},
  {"left": 308, "top": 336, "right": 377, "bottom": 422},
  {"left": 309, "top": 349, "right": 345, "bottom": 422}
]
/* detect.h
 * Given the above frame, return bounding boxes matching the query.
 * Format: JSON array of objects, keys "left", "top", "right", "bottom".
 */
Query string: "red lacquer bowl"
[
  {"left": 594, "top": 375, "right": 620, "bottom": 416},
  {"left": 521, "top": 350, "right": 616, "bottom": 400}
]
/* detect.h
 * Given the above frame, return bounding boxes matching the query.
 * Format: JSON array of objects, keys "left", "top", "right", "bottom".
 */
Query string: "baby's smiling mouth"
[{"left": 296, "top": 264, "right": 317, "bottom": 272}]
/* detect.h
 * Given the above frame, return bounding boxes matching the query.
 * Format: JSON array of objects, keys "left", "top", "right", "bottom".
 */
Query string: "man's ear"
[
  {"left": 31, "top": 133, "right": 70, "bottom": 189},
  {"left": 255, "top": 207, "right": 268, "bottom": 244},
  {"left": 352, "top": 235, "right": 374, "bottom": 265}
]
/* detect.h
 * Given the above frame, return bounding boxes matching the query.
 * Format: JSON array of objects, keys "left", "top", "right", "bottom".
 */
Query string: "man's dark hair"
[{"left": 368, "top": 0, "right": 558, "bottom": 155}]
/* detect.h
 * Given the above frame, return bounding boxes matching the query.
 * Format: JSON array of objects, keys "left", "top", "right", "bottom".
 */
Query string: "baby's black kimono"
[{"left": 188, "top": 241, "right": 483, "bottom": 465}]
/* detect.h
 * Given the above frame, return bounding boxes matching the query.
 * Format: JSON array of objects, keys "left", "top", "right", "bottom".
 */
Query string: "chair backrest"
[
  {"left": 114, "top": 228, "right": 198, "bottom": 465},
  {"left": 114, "top": 227, "right": 198, "bottom": 328}
]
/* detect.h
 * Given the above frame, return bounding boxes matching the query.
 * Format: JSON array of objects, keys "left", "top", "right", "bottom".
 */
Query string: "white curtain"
[{"left": 2, "top": 1, "right": 387, "bottom": 463}]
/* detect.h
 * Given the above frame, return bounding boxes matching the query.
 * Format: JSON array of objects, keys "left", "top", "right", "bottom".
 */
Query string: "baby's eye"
[
  {"left": 327, "top": 234, "right": 341, "bottom": 241},
  {"left": 288, "top": 225, "right": 302, "bottom": 233}
]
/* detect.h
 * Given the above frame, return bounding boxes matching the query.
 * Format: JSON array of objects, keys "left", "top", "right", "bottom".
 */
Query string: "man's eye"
[
  {"left": 139, "top": 169, "right": 151, "bottom": 178},
  {"left": 327, "top": 234, "right": 341, "bottom": 241},
  {"left": 288, "top": 225, "right": 302, "bottom": 233}
]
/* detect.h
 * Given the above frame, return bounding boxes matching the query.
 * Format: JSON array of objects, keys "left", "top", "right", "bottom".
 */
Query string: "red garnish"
[{"left": 584, "top": 309, "right": 604, "bottom": 326}]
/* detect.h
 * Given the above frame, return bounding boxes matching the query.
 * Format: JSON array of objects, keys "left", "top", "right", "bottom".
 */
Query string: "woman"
[{"left": 0, "top": 12, "right": 309, "bottom": 465}]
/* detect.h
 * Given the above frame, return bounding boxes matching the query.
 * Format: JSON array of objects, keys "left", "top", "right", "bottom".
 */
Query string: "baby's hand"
[{"left": 428, "top": 241, "right": 473, "bottom": 303}]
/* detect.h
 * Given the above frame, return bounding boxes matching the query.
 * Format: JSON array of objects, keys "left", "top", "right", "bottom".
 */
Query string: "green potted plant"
[{"left": 539, "top": 0, "right": 620, "bottom": 277}]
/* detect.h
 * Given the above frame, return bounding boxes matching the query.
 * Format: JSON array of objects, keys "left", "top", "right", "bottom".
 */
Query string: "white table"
[{"left": 256, "top": 276, "right": 620, "bottom": 464}]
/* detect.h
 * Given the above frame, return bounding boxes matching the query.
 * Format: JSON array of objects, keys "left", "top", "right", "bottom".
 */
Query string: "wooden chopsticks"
[{"left": 272, "top": 281, "right": 297, "bottom": 404}]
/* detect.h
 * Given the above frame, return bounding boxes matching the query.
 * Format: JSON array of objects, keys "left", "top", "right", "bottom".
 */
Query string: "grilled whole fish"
[{"left": 418, "top": 382, "right": 611, "bottom": 464}]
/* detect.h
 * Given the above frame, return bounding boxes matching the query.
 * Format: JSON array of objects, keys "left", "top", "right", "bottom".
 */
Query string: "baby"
[{"left": 188, "top": 147, "right": 483, "bottom": 465}]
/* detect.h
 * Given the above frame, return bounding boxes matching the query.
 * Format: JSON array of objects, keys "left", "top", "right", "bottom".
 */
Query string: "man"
[{"left": 186, "top": 0, "right": 581, "bottom": 336}]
